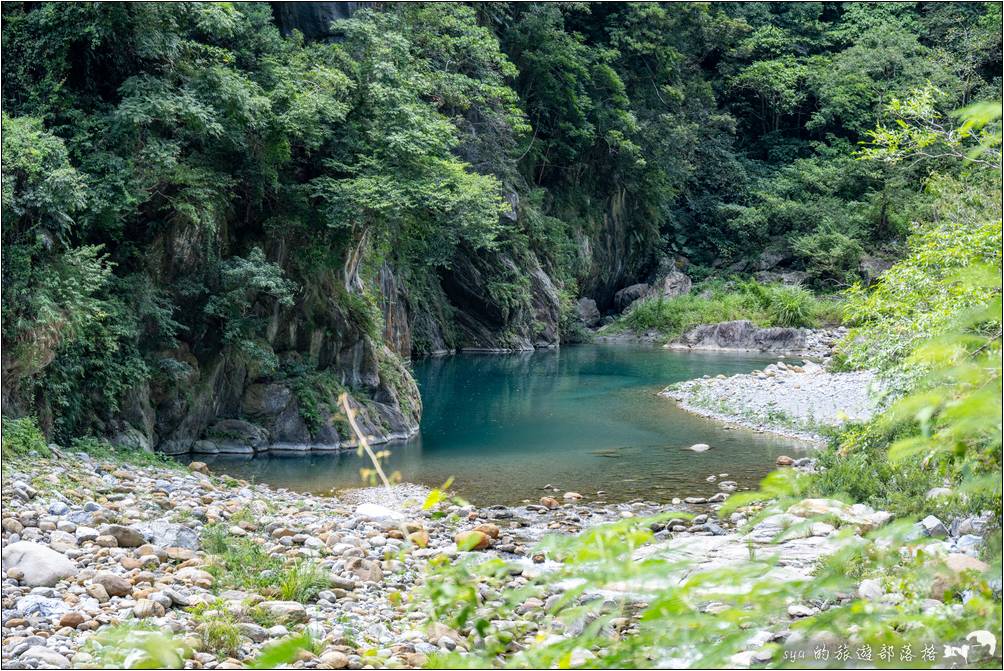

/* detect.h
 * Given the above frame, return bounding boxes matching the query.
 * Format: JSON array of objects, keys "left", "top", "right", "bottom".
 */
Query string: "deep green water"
[{"left": 199, "top": 344, "right": 811, "bottom": 504}]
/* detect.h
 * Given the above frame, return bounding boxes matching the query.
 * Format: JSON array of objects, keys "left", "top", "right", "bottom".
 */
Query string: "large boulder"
[
  {"left": 647, "top": 270, "right": 692, "bottom": 301},
  {"left": 674, "top": 320, "right": 807, "bottom": 353},
  {"left": 575, "top": 297, "right": 601, "bottom": 327},
  {"left": 2, "top": 541, "right": 76, "bottom": 586},
  {"left": 613, "top": 283, "right": 650, "bottom": 312}
]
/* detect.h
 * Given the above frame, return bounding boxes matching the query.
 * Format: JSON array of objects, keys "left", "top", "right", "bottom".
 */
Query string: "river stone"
[
  {"left": 260, "top": 601, "right": 308, "bottom": 623},
  {"left": 455, "top": 530, "right": 492, "bottom": 551},
  {"left": 786, "top": 499, "right": 891, "bottom": 531},
  {"left": 99, "top": 524, "right": 146, "bottom": 548},
  {"left": 134, "top": 520, "right": 199, "bottom": 550},
  {"left": 93, "top": 572, "right": 132, "bottom": 597},
  {"left": 744, "top": 513, "right": 809, "bottom": 543},
  {"left": 688, "top": 443, "right": 711, "bottom": 452},
  {"left": 2, "top": 541, "right": 76, "bottom": 586},
  {"left": 133, "top": 598, "right": 166, "bottom": 618},
  {"left": 354, "top": 503, "right": 405, "bottom": 522},
  {"left": 20, "top": 646, "right": 71, "bottom": 669},
  {"left": 318, "top": 650, "right": 350, "bottom": 669},
  {"left": 49, "top": 529, "right": 78, "bottom": 552},
  {"left": 858, "top": 578, "right": 884, "bottom": 601},
  {"left": 345, "top": 557, "right": 383, "bottom": 582},
  {"left": 59, "top": 611, "right": 87, "bottom": 628},
  {"left": 16, "top": 594, "right": 71, "bottom": 618},
  {"left": 918, "top": 515, "right": 949, "bottom": 537},
  {"left": 944, "top": 553, "right": 989, "bottom": 575},
  {"left": 176, "top": 567, "right": 214, "bottom": 588}
]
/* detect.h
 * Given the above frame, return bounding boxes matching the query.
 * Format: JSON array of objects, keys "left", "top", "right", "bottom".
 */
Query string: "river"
[{"left": 196, "top": 344, "right": 811, "bottom": 504}]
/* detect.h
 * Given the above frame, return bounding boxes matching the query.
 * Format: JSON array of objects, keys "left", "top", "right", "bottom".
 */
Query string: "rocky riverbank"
[
  {"left": 663, "top": 360, "right": 882, "bottom": 443},
  {"left": 593, "top": 320, "right": 846, "bottom": 361},
  {"left": 2, "top": 450, "right": 990, "bottom": 670}
]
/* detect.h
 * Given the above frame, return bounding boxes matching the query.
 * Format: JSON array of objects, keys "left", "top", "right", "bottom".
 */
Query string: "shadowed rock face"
[{"left": 270, "top": 2, "right": 371, "bottom": 41}]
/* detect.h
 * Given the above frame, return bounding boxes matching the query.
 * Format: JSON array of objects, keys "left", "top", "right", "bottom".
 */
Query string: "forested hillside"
[{"left": 2, "top": 2, "right": 1000, "bottom": 454}]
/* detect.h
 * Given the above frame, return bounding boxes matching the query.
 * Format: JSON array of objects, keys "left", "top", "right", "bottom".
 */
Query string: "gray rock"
[
  {"left": 674, "top": 320, "right": 807, "bottom": 353},
  {"left": 575, "top": 297, "right": 601, "bottom": 327},
  {"left": 744, "top": 513, "right": 809, "bottom": 544},
  {"left": 134, "top": 520, "right": 199, "bottom": 550},
  {"left": 919, "top": 515, "right": 948, "bottom": 538},
  {"left": 20, "top": 646, "right": 71, "bottom": 669},
  {"left": 2, "top": 541, "right": 77, "bottom": 586},
  {"left": 16, "top": 594, "right": 71, "bottom": 618},
  {"left": 204, "top": 418, "right": 270, "bottom": 452},
  {"left": 687, "top": 443, "right": 712, "bottom": 453},
  {"left": 647, "top": 270, "right": 692, "bottom": 300},
  {"left": 259, "top": 601, "right": 308, "bottom": 624},
  {"left": 239, "top": 622, "right": 268, "bottom": 642},
  {"left": 613, "top": 283, "right": 650, "bottom": 312},
  {"left": 74, "top": 526, "right": 99, "bottom": 543},
  {"left": 48, "top": 501, "right": 70, "bottom": 516}
]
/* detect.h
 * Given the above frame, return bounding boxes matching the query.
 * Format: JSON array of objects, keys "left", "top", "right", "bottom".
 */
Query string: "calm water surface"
[{"left": 198, "top": 344, "right": 811, "bottom": 504}]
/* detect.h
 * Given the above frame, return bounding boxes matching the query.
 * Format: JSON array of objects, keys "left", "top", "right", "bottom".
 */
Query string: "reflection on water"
[{"left": 197, "top": 344, "right": 812, "bottom": 504}]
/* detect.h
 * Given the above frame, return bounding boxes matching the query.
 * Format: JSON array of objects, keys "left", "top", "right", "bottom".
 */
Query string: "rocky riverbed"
[
  {"left": 663, "top": 360, "right": 882, "bottom": 443},
  {"left": 1, "top": 450, "right": 991, "bottom": 670}
]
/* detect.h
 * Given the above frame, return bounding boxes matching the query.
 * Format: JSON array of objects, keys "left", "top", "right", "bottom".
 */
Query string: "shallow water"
[{"left": 197, "top": 344, "right": 811, "bottom": 504}]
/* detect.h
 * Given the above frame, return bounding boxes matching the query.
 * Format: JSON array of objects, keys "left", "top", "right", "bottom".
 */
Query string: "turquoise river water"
[{"left": 196, "top": 344, "right": 811, "bottom": 504}]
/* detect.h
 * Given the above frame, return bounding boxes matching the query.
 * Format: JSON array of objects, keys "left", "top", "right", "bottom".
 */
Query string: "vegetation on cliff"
[{"left": 3, "top": 2, "right": 1000, "bottom": 449}]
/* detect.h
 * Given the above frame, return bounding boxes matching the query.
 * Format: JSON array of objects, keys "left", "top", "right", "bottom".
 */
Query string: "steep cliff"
[{"left": 0, "top": 2, "right": 654, "bottom": 456}]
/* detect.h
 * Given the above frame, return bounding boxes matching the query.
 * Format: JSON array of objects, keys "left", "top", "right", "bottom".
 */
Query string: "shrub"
[
  {"left": 792, "top": 229, "right": 865, "bottom": 287},
  {"left": 202, "top": 524, "right": 330, "bottom": 602},
  {"left": 276, "top": 560, "right": 331, "bottom": 603},
  {"left": 189, "top": 601, "right": 242, "bottom": 659},
  {"left": 1, "top": 416, "right": 49, "bottom": 459},
  {"left": 81, "top": 624, "right": 192, "bottom": 669}
]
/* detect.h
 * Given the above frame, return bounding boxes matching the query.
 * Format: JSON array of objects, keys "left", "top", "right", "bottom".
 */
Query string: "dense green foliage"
[{"left": 3, "top": 2, "right": 1000, "bottom": 441}]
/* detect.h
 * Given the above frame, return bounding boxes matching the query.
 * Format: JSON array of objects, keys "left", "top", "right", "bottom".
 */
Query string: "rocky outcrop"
[
  {"left": 613, "top": 283, "right": 650, "bottom": 312},
  {"left": 612, "top": 268, "right": 693, "bottom": 313},
  {"left": 648, "top": 269, "right": 692, "bottom": 301},
  {"left": 575, "top": 297, "right": 601, "bottom": 327},
  {"left": 270, "top": 2, "right": 371, "bottom": 41},
  {"left": 668, "top": 321, "right": 847, "bottom": 359},
  {"left": 670, "top": 320, "right": 808, "bottom": 353},
  {"left": 438, "top": 248, "right": 561, "bottom": 352}
]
